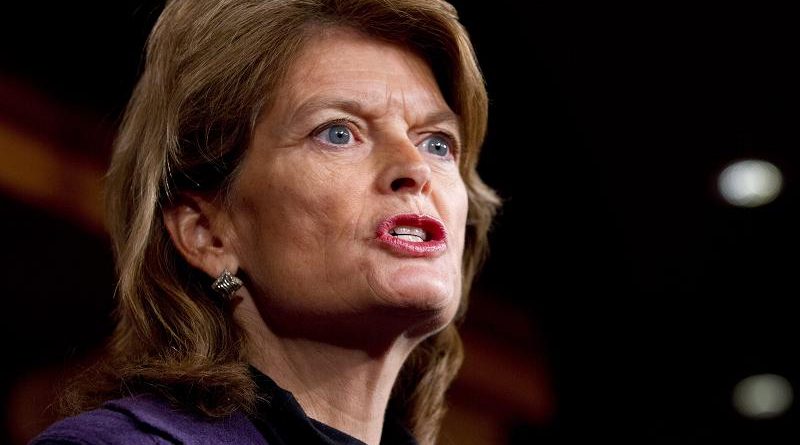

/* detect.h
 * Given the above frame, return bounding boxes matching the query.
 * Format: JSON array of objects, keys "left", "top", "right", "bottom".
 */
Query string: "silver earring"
[{"left": 211, "top": 269, "right": 243, "bottom": 300}]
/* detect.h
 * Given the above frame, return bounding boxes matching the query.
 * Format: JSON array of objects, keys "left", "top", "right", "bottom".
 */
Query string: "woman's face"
[{"left": 228, "top": 28, "right": 468, "bottom": 341}]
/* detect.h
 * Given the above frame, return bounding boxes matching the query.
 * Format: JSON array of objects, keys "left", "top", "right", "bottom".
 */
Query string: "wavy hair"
[{"left": 68, "top": 1, "right": 499, "bottom": 443}]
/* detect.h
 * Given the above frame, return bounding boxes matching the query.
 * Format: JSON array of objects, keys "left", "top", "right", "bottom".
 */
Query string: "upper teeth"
[{"left": 390, "top": 225, "right": 427, "bottom": 242}]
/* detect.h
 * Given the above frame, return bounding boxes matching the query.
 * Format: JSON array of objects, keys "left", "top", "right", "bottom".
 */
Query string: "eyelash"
[
  {"left": 430, "top": 131, "right": 460, "bottom": 160},
  {"left": 311, "top": 119, "right": 460, "bottom": 159},
  {"left": 312, "top": 118, "right": 361, "bottom": 146}
]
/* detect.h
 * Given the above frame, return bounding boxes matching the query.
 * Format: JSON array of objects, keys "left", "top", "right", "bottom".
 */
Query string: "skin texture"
[{"left": 164, "top": 27, "right": 468, "bottom": 445}]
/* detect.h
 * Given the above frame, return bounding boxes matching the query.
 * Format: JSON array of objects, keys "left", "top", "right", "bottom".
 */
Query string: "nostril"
[{"left": 390, "top": 177, "right": 416, "bottom": 191}]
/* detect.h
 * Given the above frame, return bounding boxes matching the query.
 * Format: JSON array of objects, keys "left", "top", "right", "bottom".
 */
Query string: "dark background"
[{"left": 1, "top": 1, "right": 797, "bottom": 443}]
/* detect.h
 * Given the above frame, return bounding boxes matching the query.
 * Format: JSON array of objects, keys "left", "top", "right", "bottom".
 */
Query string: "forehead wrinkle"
[{"left": 284, "top": 57, "right": 453, "bottom": 128}]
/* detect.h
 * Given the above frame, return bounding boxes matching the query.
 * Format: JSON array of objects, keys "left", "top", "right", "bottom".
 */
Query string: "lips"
[{"left": 376, "top": 214, "right": 447, "bottom": 257}]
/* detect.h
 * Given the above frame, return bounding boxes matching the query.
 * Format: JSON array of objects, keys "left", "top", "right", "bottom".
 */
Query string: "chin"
[
  {"left": 381, "top": 264, "right": 458, "bottom": 308},
  {"left": 364, "top": 267, "right": 461, "bottom": 338}
]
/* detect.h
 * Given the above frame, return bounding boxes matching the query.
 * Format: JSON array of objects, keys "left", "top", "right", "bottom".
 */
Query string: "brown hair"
[{"left": 72, "top": 1, "right": 499, "bottom": 443}]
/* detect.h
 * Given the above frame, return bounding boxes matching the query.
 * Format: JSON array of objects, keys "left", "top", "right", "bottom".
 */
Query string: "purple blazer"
[{"left": 30, "top": 394, "right": 269, "bottom": 444}]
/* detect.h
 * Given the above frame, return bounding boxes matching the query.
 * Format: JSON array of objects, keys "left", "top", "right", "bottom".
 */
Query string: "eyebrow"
[
  {"left": 291, "top": 97, "right": 365, "bottom": 121},
  {"left": 290, "top": 97, "right": 460, "bottom": 131},
  {"left": 423, "top": 109, "right": 460, "bottom": 129}
]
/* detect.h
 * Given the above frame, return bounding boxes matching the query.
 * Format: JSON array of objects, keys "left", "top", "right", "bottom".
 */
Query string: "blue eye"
[
  {"left": 325, "top": 125, "right": 351, "bottom": 145},
  {"left": 421, "top": 135, "right": 450, "bottom": 157}
]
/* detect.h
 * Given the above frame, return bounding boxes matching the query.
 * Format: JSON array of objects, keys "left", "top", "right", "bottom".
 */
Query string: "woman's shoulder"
[
  {"left": 30, "top": 394, "right": 268, "bottom": 445},
  {"left": 29, "top": 395, "right": 165, "bottom": 444}
]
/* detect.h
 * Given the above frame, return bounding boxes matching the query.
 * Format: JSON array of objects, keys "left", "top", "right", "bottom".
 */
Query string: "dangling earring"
[{"left": 211, "top": 269, "right": 243, "bottom": 300}]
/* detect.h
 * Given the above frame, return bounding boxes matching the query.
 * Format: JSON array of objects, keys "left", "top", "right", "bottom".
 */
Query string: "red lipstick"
[{"left": 376, "top": 214, "right": 447, "bottom": 257}]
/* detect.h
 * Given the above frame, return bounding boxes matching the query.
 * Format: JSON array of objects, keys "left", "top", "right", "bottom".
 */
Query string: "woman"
[{"left": 32, "top": 0, "right": 499, "bottom": 444}]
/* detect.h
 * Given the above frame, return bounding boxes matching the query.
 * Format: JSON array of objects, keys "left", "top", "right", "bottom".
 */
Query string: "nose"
[{"left": 376, "top": 138, "right": 432, "bottom": 196}]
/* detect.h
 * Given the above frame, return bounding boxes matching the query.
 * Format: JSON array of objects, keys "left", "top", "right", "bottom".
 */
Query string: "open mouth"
[
  {"left": 388, "top": 225, "right": 428, "bottom": 243},
  {"left": 376, "top": 214, "right": 447, "bottom": 257}
]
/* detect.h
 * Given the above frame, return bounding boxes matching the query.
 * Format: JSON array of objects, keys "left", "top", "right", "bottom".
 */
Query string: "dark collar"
[{"left": 248, "top": 366, "right": 418, "bottom": 445}]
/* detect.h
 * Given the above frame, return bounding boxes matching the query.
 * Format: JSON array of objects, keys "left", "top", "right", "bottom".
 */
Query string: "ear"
[{"left": 162, "top": 193, "right": 239, "bottom": 280}]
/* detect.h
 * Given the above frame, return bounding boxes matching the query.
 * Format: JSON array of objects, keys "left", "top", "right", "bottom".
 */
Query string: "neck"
[{"left": 236, "top": 299, "right": 419, "bottom": 445}]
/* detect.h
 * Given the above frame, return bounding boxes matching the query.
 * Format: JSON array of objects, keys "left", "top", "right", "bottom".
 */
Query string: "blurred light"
[
  {"left": 718, "top": 159, "right": 783, "bottom": 207},
  {"left": 732, "top": 373, "right": 794, "bottom": 419}
]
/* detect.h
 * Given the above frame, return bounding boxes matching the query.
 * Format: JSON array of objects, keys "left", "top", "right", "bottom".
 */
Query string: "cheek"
[
  {"left": 446, "top": 178, "right": 470, "bottom": 251},
  {"left": 293, "top": 168, "right": 372, "bottom": 244},
  {"left": 433, "top": 176, "right": 469, "bottom": 281},
  {"left": 235, "top": 161, "right": 370, "bottom": 268}
]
